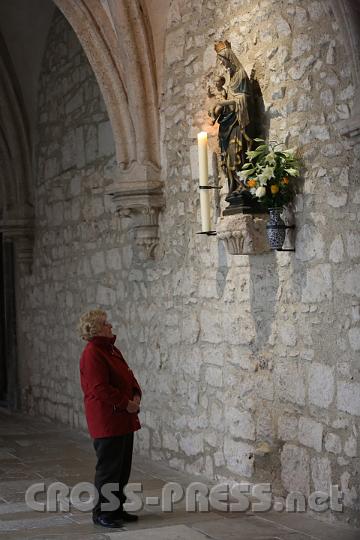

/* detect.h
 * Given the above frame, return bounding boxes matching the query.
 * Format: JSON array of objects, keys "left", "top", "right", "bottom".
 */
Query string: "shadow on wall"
[{"left": 249, "top": 253, "right": 279, "bottom": 352}]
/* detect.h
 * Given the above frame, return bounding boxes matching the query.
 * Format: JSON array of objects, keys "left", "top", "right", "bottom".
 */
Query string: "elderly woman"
[{"left": 78, "top": 308, "right": 142, "bottom": 529}]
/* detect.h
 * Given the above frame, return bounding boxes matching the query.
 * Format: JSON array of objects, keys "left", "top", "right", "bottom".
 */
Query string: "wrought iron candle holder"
[{"left": 197, "top": 184, "right": 222, "bottom": 236}]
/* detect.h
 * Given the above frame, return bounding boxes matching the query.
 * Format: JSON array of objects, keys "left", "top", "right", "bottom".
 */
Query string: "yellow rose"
[
  {"left": 270, "top": 184, "right": 279, "bottom": 194},
  {"left": 247, "top": 178, "right": 257, "bottom": 188}
]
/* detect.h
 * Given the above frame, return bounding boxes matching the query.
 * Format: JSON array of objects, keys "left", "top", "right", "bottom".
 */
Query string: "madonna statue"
[{"left": 210, "top": 40, "right": 257, "bottom": 212}]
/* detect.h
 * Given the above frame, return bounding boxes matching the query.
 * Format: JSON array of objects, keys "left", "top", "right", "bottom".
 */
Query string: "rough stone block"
[
  {"left": 179, "top": 433, "right": 203, "bottom": 456},
  {"left": 298, "top": 417, "right": 323, "bottom": 452},
  {"left": 336, "top": 266, "right": 360, "bottom": 298},
  {"left": 344, "top": 435, "right": 357, "bottom": 458},
  {"left": 225, "top": 408, "right": 255, "bottom": 440},
  {"left": 200, "top": 310, "right": 222, "bottom": 344},
  {"left": 337, "top": 381, "right": 360, "bottom": 416},
  {"left": 91, "top": 252, "right": 106, "bottom": 274},
  {"left": 302, "top": 264, "right": 332, "bottom": 303},
  {"left": 295, "top": 224, "right": 324, "bottom": 261},
  {"left": 278, "top": 415, "right": 298, "bottom": 441},
  {"left": 324, "top": 432, "right": 341, "bottom": 454},
  {"left": 281, "top": 444, "right": 310, "bottom": 495},
  {"left": 205, "top": 366, "right": 223, "bottom": 388},
  {"left": 279, "top": 322, "right": 297, "bottom": 347},
  {"left": 96, "top": 285, "right": 116, "bottom": 306},
  {"left": 166, "top": 28, "right": 185, "bottom": 65},
  {"left": 62, "top": 130, "right": 77, "bottom": 170},
  {"left": 275, "top": 361, "right": 306, "bottom": 405},
  {"left": 224, "top": 437, "right": 254, "bottom": 477},
  {"left": 163, "top": 432, "right": 179, "bottom": 452},
  {"left": 327, "top": 192, "right": 348, "bottom": 208},
  {"left": 329, "top": 235, "right": 344, "bottom": 263},
  {"left": 105, "top": 248, "right": 122, "bottom": 271},
  {"left": 311, "top": 456, "right": 332, "bottom": 492},
  {"left": 308, "top": 362, "right": 335, "bottom": 408},
  {"left": 348, "top": 327, "right": 360, "bottom": 351}
]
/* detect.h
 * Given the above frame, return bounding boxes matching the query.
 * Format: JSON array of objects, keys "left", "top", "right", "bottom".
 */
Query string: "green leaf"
[
  {"left": 253, "top": 138, "right": 265, "bottom": 142},
  {"left": 242, "top": 162, "right": 253, "bottom": 169}
]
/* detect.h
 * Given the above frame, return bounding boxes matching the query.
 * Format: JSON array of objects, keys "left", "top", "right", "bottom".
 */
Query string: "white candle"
[{"left": 197, "top": 131, "right": 211, "bottom": 232}]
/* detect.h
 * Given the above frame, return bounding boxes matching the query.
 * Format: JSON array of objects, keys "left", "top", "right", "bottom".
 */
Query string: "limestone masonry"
[{"left": 14, "top": 1, "right": 360, "bottom": 527}]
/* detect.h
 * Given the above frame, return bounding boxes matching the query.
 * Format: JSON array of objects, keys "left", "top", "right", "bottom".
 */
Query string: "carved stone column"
[
  {"left": 216, "top": 213, "right": 271, "bottom": 255},
  {"left": 108, "top": 164, "right": 165, "bottom": 259}
]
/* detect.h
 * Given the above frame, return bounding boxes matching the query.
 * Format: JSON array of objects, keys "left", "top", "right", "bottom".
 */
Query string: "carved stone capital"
[
  {"left": 216, "top": 213, "right": 271, "bottom": 255},
  {"left": 0, "top": 218, "right": 34, "bottom": 272},
  {"left": 108, "top": 164, "right": 165, "bottom": 259}
]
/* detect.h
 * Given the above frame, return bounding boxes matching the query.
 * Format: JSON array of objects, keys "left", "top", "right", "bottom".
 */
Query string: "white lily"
[
  {"left": 258, "top": 165, "right": 275, "bottom": 184},
  {"left": 256, "top": 186, "right": 266, "bottom": 198},
  {"left": 265, "top": 151, "right": 276, "bottom": 165}
]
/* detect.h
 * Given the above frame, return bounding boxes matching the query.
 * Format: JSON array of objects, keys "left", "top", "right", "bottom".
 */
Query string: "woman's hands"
[{"left": 126, "top": 394, "right": 141, "bottom": 413}]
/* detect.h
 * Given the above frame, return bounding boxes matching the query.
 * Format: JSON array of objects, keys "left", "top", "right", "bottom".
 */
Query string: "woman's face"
[
  {"left": 97, "top": 317, "right": 114, "bottom": 338},
  {"left": 219, "top": 54, "right": 235, "bottom": 76}
]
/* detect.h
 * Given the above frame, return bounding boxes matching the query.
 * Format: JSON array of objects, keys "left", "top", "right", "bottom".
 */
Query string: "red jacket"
[{"left": 80, "top": 335, "right": 142, "bottom": 438}]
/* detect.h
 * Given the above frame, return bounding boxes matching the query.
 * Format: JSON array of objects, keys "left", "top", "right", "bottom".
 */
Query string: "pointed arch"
[
  {"left": 0, "top": 31, "right": 32, "bottom": 221},
  {"left": 54, "top": 0, "right": 160, "bottom": 170}
]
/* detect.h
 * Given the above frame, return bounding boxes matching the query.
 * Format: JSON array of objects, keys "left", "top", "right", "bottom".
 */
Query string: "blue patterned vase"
[{"left": 266, "top": 207, "right": 286, "bottom": 250}]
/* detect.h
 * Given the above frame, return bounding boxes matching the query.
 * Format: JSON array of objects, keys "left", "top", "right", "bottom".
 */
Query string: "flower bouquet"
[
  {"left": 240, "top": 139, "right": 300, "bottom": 209},
  {"left": 240, "top": 139, "right": 301, "bottom": 249}
]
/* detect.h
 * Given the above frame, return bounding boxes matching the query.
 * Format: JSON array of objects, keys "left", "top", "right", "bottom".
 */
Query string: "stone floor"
[{"left": 0, "top": 408, "right": 359, "bottom": 540}]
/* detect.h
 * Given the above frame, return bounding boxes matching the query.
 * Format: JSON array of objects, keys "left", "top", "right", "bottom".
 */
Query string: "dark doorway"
[
  {"left": 0, "top": 233, "right": 6, "bottom": 404},
  {"left": 0, "top": 234, "right": 18, "bottom": 409}
]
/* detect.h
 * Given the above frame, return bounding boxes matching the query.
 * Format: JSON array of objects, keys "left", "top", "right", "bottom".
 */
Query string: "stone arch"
[
  {"left": 54, "top": 0, "right": 160, "bottom": 171},
  {"left": 330, "top": 0, "right": 360, "bottom": 141}
]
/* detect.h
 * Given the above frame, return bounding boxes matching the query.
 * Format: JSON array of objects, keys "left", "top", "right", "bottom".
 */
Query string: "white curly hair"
[{"left": 78, "top": 308, "right": 107, "bottom": 340}]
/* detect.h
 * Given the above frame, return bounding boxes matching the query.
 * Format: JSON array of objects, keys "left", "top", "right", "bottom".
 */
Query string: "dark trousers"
[{"left": 93, "top": 432, "right": 134, "bottom": 517}]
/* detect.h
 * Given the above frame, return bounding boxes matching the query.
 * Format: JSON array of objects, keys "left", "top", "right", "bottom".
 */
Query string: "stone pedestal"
[{"left": 216, "top": 213, "right": 270, "bottom": 255}]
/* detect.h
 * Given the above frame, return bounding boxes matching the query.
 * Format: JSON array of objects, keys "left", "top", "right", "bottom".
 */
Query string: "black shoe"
[
  {"left": 92, "top": 514, "right": 123, "bottom": 528},
  {"left": 118, "top": 510, "right": 139, "bottom": 522}
]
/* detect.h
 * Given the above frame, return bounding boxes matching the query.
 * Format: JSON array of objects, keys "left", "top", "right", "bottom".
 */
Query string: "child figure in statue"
[
  {"left": 210, "top": 40, "right": 254, "bottom": 209},
  {"left": 208, "top": 75, "right": 229, "bottom": 124}
]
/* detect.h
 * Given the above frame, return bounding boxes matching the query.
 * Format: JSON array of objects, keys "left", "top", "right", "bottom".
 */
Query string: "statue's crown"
[{"left": 214, "top": 40, "right": 231, "bottom": 53}]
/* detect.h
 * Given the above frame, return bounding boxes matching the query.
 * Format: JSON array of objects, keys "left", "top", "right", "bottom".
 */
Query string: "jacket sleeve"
[{"left": 80, "top": 347, "right": 129, "bottom": 411}]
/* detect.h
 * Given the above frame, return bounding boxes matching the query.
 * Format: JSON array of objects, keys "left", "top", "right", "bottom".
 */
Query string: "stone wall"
[
  {"left": 18, "top": 8, "right": 117, "bottom": 427},
  {"left": 17, "top": 0, "right": 359, "bottom": 526}
]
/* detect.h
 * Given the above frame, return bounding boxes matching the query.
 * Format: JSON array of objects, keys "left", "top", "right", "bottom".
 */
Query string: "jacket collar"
[{"left": 89, "top": 335, "right": 117, "bottom": 348}]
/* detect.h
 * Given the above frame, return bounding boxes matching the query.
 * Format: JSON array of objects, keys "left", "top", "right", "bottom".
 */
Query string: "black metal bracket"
[
  {"left": 198, "top": 185, "right": 222, "bottom": 190},
  {"left": 196, "top": 231, "right": 217, "bottom": 236}
]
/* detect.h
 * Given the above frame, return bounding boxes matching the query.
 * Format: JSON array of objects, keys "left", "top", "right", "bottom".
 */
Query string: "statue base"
[
  {"left": 216, "top": 213, "right": 271, "bottom": 255},
  {"left": 223, "top": 190, "right": 266, "bottom": 215}
]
